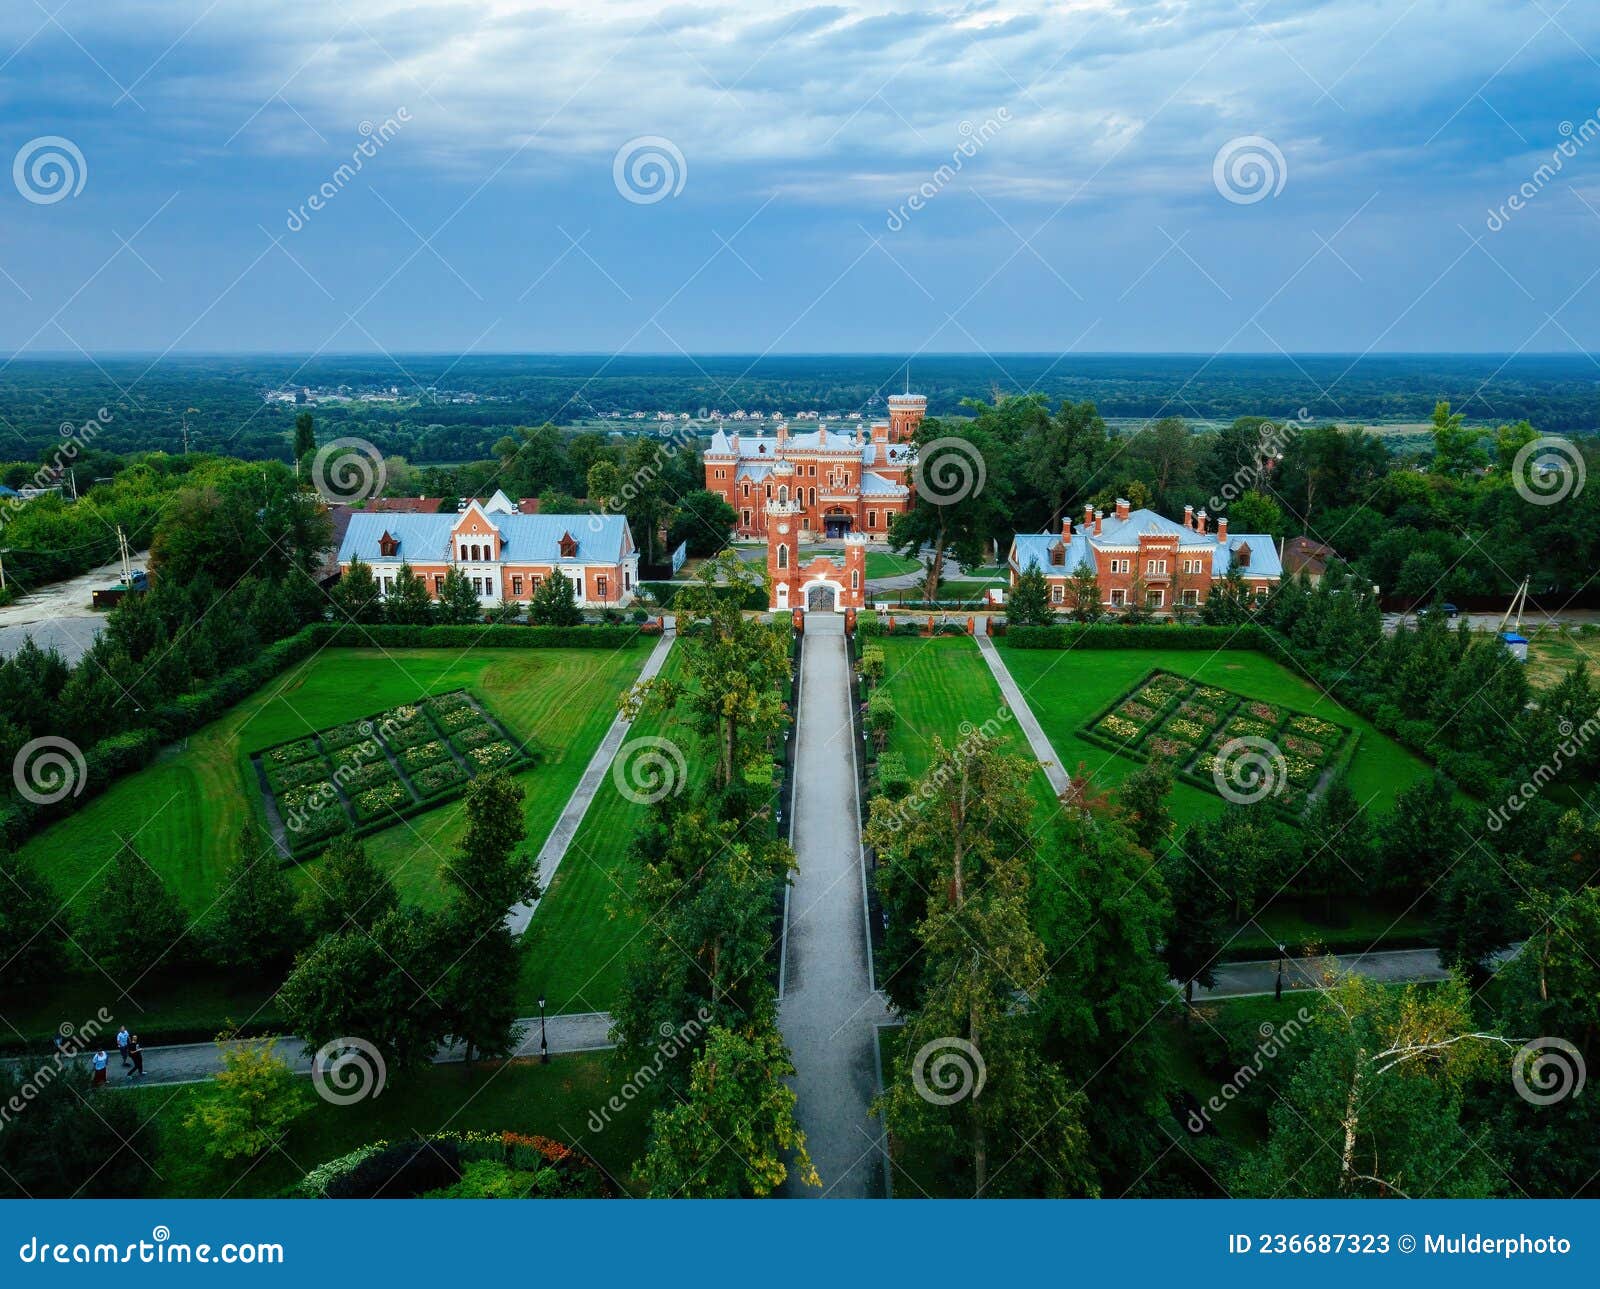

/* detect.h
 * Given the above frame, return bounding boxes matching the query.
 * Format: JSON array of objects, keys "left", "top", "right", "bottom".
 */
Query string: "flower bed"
[
  {"left": 254, "top": 687, "right": 531, "bottom": 858},
  {"left": 266, "top": 737, "right": 320, "bottom": 766},
  {"left": 399, "top": 740, "right": 452, "bottom": 772},
  {"left": 411, "top": 759, "right": 467, "bottom": 797},
  {"left": 1077, "top": 667, "right": 1353, "bottom": 821},
  {"left": 353, "top": 782, "right": 409, "bottom": 821}
]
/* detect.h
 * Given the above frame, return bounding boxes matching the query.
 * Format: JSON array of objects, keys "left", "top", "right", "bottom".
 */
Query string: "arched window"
[
  {"left": 777, "top": 545, "right": 789, "bottom": 569},
  {"left": 851, "top": 569, "right": 860, "bottom": 590},
  {"left": 778, "top": 486, "right": 788, "bottom": 504},
  {"left": 808, "top": 487, "right": 816, "bottom": 506}
]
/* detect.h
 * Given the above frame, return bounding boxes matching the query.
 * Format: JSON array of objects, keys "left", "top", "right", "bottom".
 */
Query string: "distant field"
[
  {"left": 19, "top": 645, "right": 649, "bottom": 916},
  {"left": 997, "top": 644, "right": 1432, "bottom": 828}
]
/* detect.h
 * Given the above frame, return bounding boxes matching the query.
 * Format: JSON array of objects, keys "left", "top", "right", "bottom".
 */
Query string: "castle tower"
[
  {"left": 766, "top": 500, "right": 802, "bottom": 611},
  {"left": 888, "top": 393, "right": 927, "bottom": 443},
  {"left": 841, "top": 533, "right": 867, "bottom": 609}
]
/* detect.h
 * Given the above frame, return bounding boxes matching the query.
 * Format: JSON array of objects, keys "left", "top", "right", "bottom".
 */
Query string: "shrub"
[
  {"left": 267, "top": 757, "right": 331, "bottom": 793},
  {"left": 353, "top": 783, "right": 409, "bottom": 821},
  {"left": 267, "top": 737, "right": 321, "bottom": 766}
]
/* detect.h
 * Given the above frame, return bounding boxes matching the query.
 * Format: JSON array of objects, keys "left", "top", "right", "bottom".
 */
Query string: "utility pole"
[{"left": 117, "top": 525, "right": 132, "bottom": 584}]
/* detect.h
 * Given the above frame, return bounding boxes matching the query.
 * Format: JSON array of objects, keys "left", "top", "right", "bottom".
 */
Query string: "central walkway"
[{"left": 777, "top": 612, "right": 892, "bottom": 1198}]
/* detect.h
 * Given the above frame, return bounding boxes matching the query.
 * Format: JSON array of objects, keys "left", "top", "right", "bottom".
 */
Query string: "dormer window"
[
  {"left": 1049, "top": 543, "right": 1065, "bottom": 567},
  {"left": 1235, "top": 542, "right": 1251, "bottom": 568},
  {"left": 558, "top": 531, "right": 579, "bottom": 558},
  {"left": 378, "top": 531, "right": 399, "bottom": 558}
]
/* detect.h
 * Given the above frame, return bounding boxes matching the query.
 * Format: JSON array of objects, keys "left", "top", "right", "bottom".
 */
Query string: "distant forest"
[{"left": 1, "top": 352, "right": 1596, "bottom": 464}]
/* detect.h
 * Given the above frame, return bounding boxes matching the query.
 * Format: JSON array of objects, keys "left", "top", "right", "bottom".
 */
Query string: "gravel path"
[{"left": 777, "top": 612, "right": 891, "bottom": 1198}]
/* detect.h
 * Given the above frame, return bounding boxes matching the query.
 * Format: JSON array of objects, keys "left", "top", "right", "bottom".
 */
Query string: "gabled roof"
[
  {"left": 1009, "top": 510, "right": 1284, "bottom": 579},
  {"left": 860, "top": 470, "right": 908, "bottom": 497},
  {"left": 1010, "top": 533, "right": 1095, "bottom": 575},
  {"left": 338, "top": 511, "right": 633, "bottom": 565}
]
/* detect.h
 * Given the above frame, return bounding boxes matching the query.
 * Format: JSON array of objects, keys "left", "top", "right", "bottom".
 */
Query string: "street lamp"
[
  {"left": 538, "top": 994, "right": 549, "bottom": 1064},
  {"left": 1275, "top": 944, "right": 1287, "bottom": 1002}
]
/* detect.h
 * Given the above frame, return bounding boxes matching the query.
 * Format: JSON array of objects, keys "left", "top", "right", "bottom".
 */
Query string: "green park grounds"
[
  {"left": 3, "top": 642, "right": 654, "bottom": 1043},
  {"left": 868, "top": 629, "right": 1437, "bottom": 958}
]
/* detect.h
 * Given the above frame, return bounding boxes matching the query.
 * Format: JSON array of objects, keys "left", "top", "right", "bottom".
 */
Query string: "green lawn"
[
  {"left": 1522, "top": 623, "right": 1600, "bottom": 690},
  {"left": 872, "top": 634, "right": 1056, "bottom": 819},
  {"left": 122, "top": 1052, "right": 649, "bottom": 1198},
  {"left": 997, "top": 643, "right": 1432, "bottom": 828},
  {"left": 20, "top": 644, "right": 650, "bottom": 917},
  {"left": 865, "top": 551, "right": 923, "bottom": 579},
  {"left": 517, "top": 648, "right": 706, "bottom": 1016}
]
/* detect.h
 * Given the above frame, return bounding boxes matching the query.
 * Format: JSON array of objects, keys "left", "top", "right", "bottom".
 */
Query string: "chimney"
[
  {"left": 1183, "top": 504, "right": 1193, "bottom": 530},
  {"left": 1217, "top": 516, "right": 1229, "bottom": 542},
  {"left": 731, "top": 432, "right": 740, "bottom": 454},
  {"left": 1083, "top": 503, "right": 1094, "bottom": 529},
  {"left": 1061, "top": 516, "right": 1072, "bottom": 542},
  {"left": 1115, "top": 497, "right": 1130, "bottom": 521},
  {"left": 1093, "top": 508, "right": 1103, "bottom": 537},
  {"left": 1196, "top": 508, "right": 1208, "bottom": 535},
  {"left": 777, "top": 422, "right": 788, "bottom": 449}
]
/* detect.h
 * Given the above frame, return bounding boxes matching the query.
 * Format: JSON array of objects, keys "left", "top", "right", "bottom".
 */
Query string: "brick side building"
[
  {"left": 1008, "top": 500, "right": 1282, "bottom": 613},
  {"left": 704, "top": 394, "right": 925, "bottom": 539},
  {"left": 336, "top": 492, "right": 639, "bottom": 609}
]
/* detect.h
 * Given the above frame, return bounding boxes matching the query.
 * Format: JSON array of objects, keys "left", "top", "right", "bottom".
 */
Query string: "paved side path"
[
  {"left": 1194, "top": 944, "right": 1522, "bottom": 1001},
  {"left": 974, "top": 632, "right": 1069, "bottom": 796},
  {"left": 507, "top": 622, "right": 676, "bottom": 934},
  {"left": 4, "top": 1012, "right": 617, "bottom": 1089},
  {"left": 777, "top": 614, "right": 892, "bottom": 1199}
]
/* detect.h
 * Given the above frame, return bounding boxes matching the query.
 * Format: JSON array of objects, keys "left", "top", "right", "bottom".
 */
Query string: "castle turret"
[{"left": 888, "top": 393, "right": 927, "bottom": 443}]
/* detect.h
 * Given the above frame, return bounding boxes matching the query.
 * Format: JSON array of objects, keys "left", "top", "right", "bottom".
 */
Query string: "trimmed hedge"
[
  {"left": 322, "top": 623, "right": 644, "bottom": 650},
  {"left": 1007, "top": 623, "right": 1276, "bottom": 650},
  {"left": 641, "top": 580, "right": 766, "bottom": 610}
]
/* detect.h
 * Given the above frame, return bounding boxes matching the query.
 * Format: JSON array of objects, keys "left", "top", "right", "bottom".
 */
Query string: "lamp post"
[
  {"left": 538, "top": 994, "right": 549, "bottom": 1064},
  {"left": 1275, "top": 944, "right": 1287, "bottom": 1002}
]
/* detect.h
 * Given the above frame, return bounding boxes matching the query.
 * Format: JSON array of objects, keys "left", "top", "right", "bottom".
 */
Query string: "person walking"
[
  {"left": 91, "top": 1049, "right": 108, "bottom": 1088},
  {"left": 128, "top": 1035, "right": 144, "bottom": 1080},
  {"left": 116, "top": 1025, "right": 131, "bottom": 1068}
]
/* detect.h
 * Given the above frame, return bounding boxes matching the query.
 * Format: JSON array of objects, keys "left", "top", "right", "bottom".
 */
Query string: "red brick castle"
[{"left": 704, "top": 394, "right": 924, "bottom": 539}]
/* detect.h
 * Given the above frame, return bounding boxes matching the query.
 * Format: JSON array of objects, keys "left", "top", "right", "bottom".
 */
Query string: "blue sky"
[{"left": 2, "top": 0, "right": 1599, "bottom": 356}]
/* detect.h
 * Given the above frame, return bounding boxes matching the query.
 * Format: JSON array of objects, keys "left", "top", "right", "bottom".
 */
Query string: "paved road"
[
  {"left": 777, "top": 612, "right": 892, "bottom": 1198},
  {"left": 0, "top": 549, "right": 149, "bottom": 663},
  {"left": 974, "top": 632, "right": 1069, "bottom": 795},
  {"left": 4, "top": 1011, "right": 616, "bottom": 1089},
  {"left": 506, "top": 621, "right": 676, "bottom": 934}
]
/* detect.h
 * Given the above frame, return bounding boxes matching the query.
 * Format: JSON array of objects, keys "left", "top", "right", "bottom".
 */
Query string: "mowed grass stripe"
[
  {"left": 873, "top": 633, "right": 1057, "bottom": 818},
  {"left": 517, "top": 649, "right": 710, "bottom": 1016}
]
